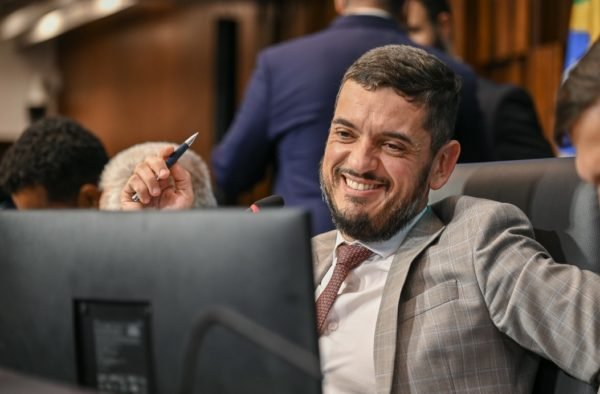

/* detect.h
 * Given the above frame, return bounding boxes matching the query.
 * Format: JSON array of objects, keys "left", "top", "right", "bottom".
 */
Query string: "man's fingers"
[
  {"left": 159, "top": 145, "right": 175, "bottom": 159},
  {"left": 153, "top": 146, "right": 176, "bottom": 179},
  {"left": 143, "top": 146, "right": 175, "bottom": 183},
  {"left": 170, "top": 163, "right": 191, "bottom": 190},
  {"left": 126, "top": 173, "right": 152, "bottom": 204},
  {"left": 145, "top": 156, "right": 170, "bottom": 181},
  {"left": 134, "top": 162, "right": 162, "bottom": 197}
]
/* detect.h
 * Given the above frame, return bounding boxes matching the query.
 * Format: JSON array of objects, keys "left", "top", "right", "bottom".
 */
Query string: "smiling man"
[
  {"left": 319, "top": 51, "right": 460, "bottom": 244},
  {"left": 122, "top": 45, "right": 600, "bottom": 394},
  {"left": 312, "top": 45, "right": 600, "bottom": 394}
]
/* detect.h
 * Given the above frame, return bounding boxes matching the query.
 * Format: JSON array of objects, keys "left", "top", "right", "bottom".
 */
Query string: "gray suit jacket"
[{"left": 312, "top": 196, "right": 600, "bottom": 394}]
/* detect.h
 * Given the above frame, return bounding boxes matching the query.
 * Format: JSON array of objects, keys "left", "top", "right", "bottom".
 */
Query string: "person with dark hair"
[
  {"left": 122, "top": 44, "right": 600, "bottom": 393},
  {"left": 556, "top": 38, "right": 600, "bottom": 198},
  {"left": 0, "top": 116, "right": 108, "bottom": 209},
  {"left": 403, "top": 0, "right": 555, "bottom": 161},
  {"left": 211, "top": 0, "right": 487, "bottom": 236}
]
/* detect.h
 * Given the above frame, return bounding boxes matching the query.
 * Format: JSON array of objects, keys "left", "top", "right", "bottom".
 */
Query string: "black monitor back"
[{"left": 0, "top": 209, "right": 321, "bottom": 394}]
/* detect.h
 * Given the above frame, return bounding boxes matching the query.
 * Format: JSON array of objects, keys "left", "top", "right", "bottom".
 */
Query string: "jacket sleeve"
[{"left": 473, "top": 203, "right": 600, "bottom": 386}]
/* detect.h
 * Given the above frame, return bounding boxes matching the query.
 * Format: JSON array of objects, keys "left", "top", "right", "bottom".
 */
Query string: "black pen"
[{"left": 131, "top": 132, "right": 199, "bottom": 202}]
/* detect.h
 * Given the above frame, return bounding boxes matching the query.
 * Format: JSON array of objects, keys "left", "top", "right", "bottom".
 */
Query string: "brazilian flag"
[{"left": 565, "top": 0, "right": 600, "bottom": 69}]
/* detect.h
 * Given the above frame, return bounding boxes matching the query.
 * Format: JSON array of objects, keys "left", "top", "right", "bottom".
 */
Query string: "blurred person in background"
[
  {"left": 556, "top": 38, "right": 600, "bottom": 200},
  {"left": 212, "top": 0, "right": 487, "bottom": 236},
  {"left": 0, "top": 116, "right": 108, "bottom": 209},
  {"left": 99, "top": 141, "right": 217, "bottom": 210},
  {"left": 403, "top": 0, "right": 555, "bottom": 160}
]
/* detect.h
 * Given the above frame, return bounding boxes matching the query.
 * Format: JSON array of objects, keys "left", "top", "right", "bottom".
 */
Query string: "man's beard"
[{"left": 320, "top": 162, "right": 431, "bottom": 242}]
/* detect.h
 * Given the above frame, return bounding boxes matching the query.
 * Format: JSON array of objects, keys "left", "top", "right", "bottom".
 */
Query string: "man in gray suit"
[{"left": 121, "top": 45, "right": 600, "bottom": 393}]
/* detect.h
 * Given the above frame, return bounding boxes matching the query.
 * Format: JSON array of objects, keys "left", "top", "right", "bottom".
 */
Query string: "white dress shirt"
[{"left": 317, "top": 208, "right": 427, "bottom": 394}]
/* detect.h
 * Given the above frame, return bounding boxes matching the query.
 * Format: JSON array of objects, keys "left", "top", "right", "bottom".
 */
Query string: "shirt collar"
[
  {"left": 343, "top": 7, "right": 393, "bottom": 20},
  {"left": 335, "top": 206, "right": 428, "bottom": 259}
]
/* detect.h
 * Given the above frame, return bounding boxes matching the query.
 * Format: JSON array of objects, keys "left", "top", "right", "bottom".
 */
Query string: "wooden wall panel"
[
  {"left": 526, "top": 43, "right": 563, "bottom": 146},
  {"left": 452, "top": 0, "right": 570, "bottom": 151},
  {"left": 474, "top": 0, "right": 493, "bottom": 65},
  {"left": 448, "top": 0, "right": 467, "bottom": 59},
  {"left": 514, "top": 0, "right": 530, "bottom": 55},
  {"left": 492, "top": 0, "right": 512, "bottom": 61},
  {"left": 58, "top": 2, "right": 259, "bottom": 165}
]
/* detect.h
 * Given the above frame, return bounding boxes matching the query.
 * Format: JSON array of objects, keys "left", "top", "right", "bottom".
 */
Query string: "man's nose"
[{"left": 346, "top": 141, "right": 378, "bottom": 173}]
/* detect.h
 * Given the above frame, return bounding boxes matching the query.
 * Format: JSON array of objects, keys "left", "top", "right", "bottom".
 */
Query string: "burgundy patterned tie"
[{"left": 315, "top": 243, "right": 373, "bottom": 335}]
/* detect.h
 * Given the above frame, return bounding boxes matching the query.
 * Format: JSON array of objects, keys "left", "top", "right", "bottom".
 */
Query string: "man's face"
[
  {"left": 320, "top": 80, "right": 435, "bottom": 242},
  {"left": 571, "top": 99, "right": 600, "bottom": 196},
  {"left": 405, "top": 0, "right": 439, "bottom": 48}
]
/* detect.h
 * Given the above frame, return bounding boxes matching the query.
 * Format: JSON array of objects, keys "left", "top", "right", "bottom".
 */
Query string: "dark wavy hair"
[
  {"left": 340, "top": 44, "right": 461, "bottom": 153},
  {"left": 0, "top": 116, "right": 108, "bottom": 203}
]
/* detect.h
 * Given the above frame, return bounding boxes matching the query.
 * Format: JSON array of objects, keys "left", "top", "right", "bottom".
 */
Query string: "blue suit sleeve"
[{"left": 212, "top": 53, "right": 273, "bottom": 196}]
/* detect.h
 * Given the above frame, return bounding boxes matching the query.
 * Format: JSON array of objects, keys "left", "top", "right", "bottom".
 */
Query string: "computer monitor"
[{"left": 0, "top": 209, "right": 321, "bottom": 394}]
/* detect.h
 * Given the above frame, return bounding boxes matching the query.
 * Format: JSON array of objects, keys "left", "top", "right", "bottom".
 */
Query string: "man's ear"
[
  {"left": 428, "top": 140, "right": 460, "bottom": 191},
  {"left": 77, "top": 183, "right": 101, "bottom": 209}
]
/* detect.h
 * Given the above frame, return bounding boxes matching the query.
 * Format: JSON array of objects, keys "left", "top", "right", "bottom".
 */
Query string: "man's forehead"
[{"left": 336, "top": 80, "right": 425, "bottom": 115}]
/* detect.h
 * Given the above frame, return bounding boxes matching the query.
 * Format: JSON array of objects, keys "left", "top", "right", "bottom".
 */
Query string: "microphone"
[{"left": 246, "top": 195, "right": 285, "bottom": 213}]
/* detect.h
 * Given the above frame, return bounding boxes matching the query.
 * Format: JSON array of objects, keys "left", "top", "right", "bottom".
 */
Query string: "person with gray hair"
[
  {"left": 121, "top": 45, "right": 600, "bottom": 393},
  {"left": 100, "top": 142, "right": 216, "bottom": 210}
]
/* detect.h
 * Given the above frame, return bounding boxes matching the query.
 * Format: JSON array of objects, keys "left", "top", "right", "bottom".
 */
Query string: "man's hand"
[{"left": 120, "top": 146, "right": 194, "bottom": 210}]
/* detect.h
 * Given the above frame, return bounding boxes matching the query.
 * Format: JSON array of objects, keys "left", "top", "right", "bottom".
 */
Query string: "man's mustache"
[{"left": 335, "top": 167, "right": 389, "bottom": 186}]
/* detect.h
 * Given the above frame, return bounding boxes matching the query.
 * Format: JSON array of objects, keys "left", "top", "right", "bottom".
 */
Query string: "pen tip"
[{"left": 185, "top": 132, "right": 199, "bottom": 146}]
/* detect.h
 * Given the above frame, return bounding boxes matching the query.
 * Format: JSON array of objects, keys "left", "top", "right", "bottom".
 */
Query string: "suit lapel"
[
  {"left": 374, "top": 209, "right": 445, "bottom": 394},
  {"left": 311, "top": 230, "right": 337, "bottom": 285}
]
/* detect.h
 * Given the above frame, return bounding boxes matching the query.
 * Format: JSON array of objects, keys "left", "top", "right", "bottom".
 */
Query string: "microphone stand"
[{"left": 178, "top": 306, "right": 322, "bottom": 394}]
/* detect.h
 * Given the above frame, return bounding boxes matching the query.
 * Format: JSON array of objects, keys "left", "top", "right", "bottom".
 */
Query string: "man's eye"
[
  {"left": 335, "top": 130, "right": 353, "bottom": 139},
  {"left": 383, "top": 142, "right": 404, "bottom": 154}
]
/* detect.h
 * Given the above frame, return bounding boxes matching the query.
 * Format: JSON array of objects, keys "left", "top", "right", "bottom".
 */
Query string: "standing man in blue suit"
[{"left": 212, "top": 0, "right": 486, "bottom": 235}]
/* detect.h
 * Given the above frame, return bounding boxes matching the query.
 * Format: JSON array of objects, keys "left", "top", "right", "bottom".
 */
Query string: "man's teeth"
[{"left": 346, "top": 178, "right": 377, "bottom": 191}]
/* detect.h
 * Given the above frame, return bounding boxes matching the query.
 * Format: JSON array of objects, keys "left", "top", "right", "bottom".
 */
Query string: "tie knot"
[{"left": 336, "top": 243, "right": 373, "bottom": 270}]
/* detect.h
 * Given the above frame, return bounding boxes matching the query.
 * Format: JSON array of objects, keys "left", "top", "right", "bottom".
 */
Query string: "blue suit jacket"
[{"left": 212, "top": 15, "right": 485, "bottom": 235}]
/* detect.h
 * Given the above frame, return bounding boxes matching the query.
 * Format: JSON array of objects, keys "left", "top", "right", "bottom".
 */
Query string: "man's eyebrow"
[
  {"left": 331, "top": 119, "right": 418, "bottom": 146},
  {"left": 331, "top": 118, "right": 356, "bottom": 129},
  {"left": 380, "top": 131, "right": 415, "bottom": 146}
]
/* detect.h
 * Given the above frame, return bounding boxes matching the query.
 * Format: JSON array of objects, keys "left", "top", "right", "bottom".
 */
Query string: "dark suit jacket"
[
  {"left": 477, "top": 78, "right": 555, "bottom": 161},
  {"left": 212, "top": 15, "right": 485, "bottom": 235}
]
